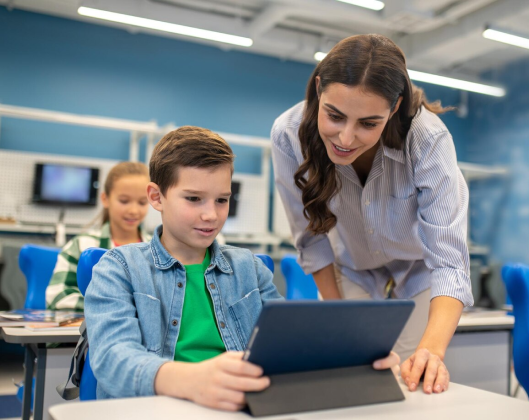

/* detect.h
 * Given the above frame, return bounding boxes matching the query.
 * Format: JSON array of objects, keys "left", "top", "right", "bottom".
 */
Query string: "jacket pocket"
[
  {"left": 133, "top": 292, "right": 162, "bottom": 354},
  {"left": 228, "top": 288, "right": 262, "bottom": 347}
]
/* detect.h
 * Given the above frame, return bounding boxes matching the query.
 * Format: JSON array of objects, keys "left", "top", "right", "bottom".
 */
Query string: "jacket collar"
[{"left": 150, "top": 225, "right": 232, "bottom": 273}]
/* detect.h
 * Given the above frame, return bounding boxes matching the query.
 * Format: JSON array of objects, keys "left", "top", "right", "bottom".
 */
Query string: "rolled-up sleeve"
[
  {"left": 412, "top": 130, "right": 474, "bottom": 307},
  {"left": 271, "top": 108, "right": 335, "bottom": 274},
  {"left": 85, "top": 251, "right": 167, "bottom": 398}
]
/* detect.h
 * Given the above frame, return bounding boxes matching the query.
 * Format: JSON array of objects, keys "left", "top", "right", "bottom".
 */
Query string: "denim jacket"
[{"left": 84, "top": 225, "right": 283, "bottom": 399}]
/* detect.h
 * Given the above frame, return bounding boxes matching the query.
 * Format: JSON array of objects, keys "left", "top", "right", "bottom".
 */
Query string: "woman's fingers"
[
  {"left": 400, "top": 349, "right": 450, "bottom": 394},
  {"left": 373, "top": 351, "right": 400, "bottom": 370}
]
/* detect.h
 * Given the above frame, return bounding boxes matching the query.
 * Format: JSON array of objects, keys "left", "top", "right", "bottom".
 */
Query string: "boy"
[
  {"left": 84, "top": 126, "right": 282, "bottom": 411},
  {"left": 85, "top": 126, "right": 400, "bottom": 411}
]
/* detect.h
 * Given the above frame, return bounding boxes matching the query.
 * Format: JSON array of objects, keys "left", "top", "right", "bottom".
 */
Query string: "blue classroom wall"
[
  {"left": 0, "top": 7, "right": 313, "bottom": 172},
  {"left": 0, "top": 7, "right": 471, "bottom": 170},
  {"left": 464, "top": 57, "right": 529, "bottom": 264}
]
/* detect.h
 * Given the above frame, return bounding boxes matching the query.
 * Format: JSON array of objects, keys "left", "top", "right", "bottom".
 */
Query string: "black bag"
[{"left": 56, "top": 320, "right": 89, "bottom": 400}]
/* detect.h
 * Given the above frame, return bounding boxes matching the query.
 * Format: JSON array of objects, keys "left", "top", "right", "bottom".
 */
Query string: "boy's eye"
[
  {"left": 217, "top": 198, "right": 229, "bottom": 204},
  {"left": 185, "top": 197, "right": 200, "bottom": 202},
  {"left": 119, "top": 199, "right": 129, "bottom": 204}
]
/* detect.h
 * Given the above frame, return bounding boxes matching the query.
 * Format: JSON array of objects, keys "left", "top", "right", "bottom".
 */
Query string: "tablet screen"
[{"left": 244, "top": 299, "right": 414, "bottom": 375}]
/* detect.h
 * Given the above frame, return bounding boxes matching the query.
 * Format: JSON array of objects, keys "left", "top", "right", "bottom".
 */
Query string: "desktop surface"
[{"left": 48, "top": 382, "right": 529, "bottom": 420}]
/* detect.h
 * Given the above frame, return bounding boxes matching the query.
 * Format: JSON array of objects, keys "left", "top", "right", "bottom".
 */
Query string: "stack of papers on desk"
[{"left": 0, "top": 309, "right": 84, "bottom": 328}]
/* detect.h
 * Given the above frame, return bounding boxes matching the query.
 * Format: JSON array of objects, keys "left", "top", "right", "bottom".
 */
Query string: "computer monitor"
[
  {"left": 32, "top": 162, "right": 99, "bottom": 206},
  {"left": 229, "top": 181, "right": 241, "bottom": 217}
]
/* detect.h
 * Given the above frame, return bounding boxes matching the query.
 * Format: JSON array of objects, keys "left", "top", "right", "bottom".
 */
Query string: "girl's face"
[
  {"left": 316, "top": 79, "right": 401, "bottom": 166},
  {"left": 101, "top": 174, "right": 150, "bottom": 238}
]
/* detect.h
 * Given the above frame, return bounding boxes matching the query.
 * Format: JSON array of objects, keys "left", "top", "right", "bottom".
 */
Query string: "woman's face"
[{"left": 316, "top": 80, "right": 401, "bottom": 166}]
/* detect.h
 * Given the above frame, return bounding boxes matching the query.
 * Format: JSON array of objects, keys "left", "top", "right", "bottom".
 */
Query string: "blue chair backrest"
[
  {"left": 280, "top": 254, "right": 318, "bottom": 300},
  {"left": 77, "top": 247, "right": 106, "bottom": 401},
  {"left": 77, "top": 248, "right": 107, "bottom": 296},
  {"left": 255, "top": 254, "right": 274, "bottom": 273},
  {"left": 501, "top": 264, "right": 529, "bottom": 393},
  {"left": 18, "top": 244, "right": 60, "bottom": 309}
]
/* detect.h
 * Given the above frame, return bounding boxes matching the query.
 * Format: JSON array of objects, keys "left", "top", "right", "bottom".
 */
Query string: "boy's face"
[{"left": 147, "top": 164, "right": 232, "bottom": 264}]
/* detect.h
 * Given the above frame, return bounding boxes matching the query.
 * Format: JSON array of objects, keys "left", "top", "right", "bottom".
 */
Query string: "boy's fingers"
[
  {"left": 221, "top": 359, "right": 264, "bottom": 377},
  {"left": 212, "top": 400, "right": 245, "bottom": 412},
  {"left": 223, "top": 374, "right": 271, "bottom": 392}
]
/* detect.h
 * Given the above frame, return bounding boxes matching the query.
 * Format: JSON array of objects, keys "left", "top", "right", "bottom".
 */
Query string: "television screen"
[
  {"left": 229, "top": 181, "right": 241, "bottom": 217},
  {"left": 32, "top": 163, "right": 99, "bottom": 206}
]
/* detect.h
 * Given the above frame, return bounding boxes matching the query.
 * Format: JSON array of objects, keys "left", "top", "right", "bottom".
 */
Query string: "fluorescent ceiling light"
[
  {"left": 407, "top": 70, "right": 505, "bottom": 97},
  {"left": 483, "top": 28, "right": 529, "bottom": 50},
  {"left": 314, "top": 52, "right": 328, "bottom": 61},
  {"left": 314, "top": 52, "right": 505, "bottom": 97},
  {"left": 78, "top": 6, "right": 253, "bottom": 47},
  {"left": 336, "top": 0, "right": 385, "bottom": 11}
]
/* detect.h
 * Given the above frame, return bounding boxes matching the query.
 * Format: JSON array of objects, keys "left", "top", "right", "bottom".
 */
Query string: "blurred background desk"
[
  {"left": 1, "top": 326, "right": 80, "bottom": 420},
  {"left": 445, "top": 311, "right": 514, "bottom": 395}
]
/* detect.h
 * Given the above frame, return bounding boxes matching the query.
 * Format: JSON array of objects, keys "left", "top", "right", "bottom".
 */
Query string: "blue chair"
[
  {"left": 18, "top": 244, "right": 60, "bottom": 309},
  {"left": 16, "top": 245, "right": 60, "bottom": 409},
  {"left": 255, "top": 254, "right": 274, "bottom": 273},
  {"left": 501, "top": 264, "right": 529, "bottom": 393},
  {"left": 280, "top": 254, "right": 318, "bottom": 300},
  {"left": 77, "top": 247, "right": 106, "bottom": 401}
]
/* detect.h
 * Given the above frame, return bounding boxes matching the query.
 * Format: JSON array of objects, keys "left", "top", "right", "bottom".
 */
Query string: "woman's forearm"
[
  {"left": 416, "top": 296, "right": 463, "bottom": 359},
  {"left": 312, "top": 264, "right": 342, "bottom": 299}
]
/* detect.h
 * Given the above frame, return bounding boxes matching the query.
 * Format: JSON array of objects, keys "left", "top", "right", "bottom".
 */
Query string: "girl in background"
[{"left": 46, "top": 161, "right": 151, "bottom": 311}]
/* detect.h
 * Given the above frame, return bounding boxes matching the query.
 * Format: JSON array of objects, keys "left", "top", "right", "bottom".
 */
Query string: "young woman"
[
  {"left": 272, "top": 34, "right": 473, "bottom": 395},
  {"left": 46, "top": 161, "right": 151, "bottom": 311}
]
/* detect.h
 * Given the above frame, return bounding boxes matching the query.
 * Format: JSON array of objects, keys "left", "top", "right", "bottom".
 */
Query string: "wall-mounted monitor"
[
  {"left": 229, "top": 181, "right": 241, "bottom": 217},
  {"left": 32, "top": 163, "right": 99, "bottom": 206}
]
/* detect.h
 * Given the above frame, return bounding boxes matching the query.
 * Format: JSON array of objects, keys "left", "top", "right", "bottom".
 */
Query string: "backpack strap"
[{"left": 56, "top": 321, "right": 89, "bottom": 400}]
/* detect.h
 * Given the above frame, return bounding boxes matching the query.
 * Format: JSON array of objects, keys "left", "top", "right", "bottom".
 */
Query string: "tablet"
[{"left": 243, "top": 299, "right": 414, "bottom": 375}]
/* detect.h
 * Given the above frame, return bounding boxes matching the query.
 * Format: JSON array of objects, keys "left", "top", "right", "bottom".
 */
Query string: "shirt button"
[
  {"left": 210, "top": 283, "right": 216, "bottom": 289},
  {"left": 374, "top": 250, "right": 380, "bottom": 255},
  {"left": 365, "top": 200, "right": 371, "bottom": 206},
  {"left": 172, "top": 319, "right": 178, "bottom": 326},
  {"left": 368, "top": 229, "right": 374, "bottom": 234},
  {"left": 219, "top": 321, "right": 226, "bottom": 329},
  {"left": 177, "top": 282, "right": 183, "bottom": 288}
]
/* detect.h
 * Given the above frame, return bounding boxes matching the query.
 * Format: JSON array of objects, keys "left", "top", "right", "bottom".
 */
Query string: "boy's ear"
[{"left": 147, "top": 182, "right": 163, "bottom": 212}]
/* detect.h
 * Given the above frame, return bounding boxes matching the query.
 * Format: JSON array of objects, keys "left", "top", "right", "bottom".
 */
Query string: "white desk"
[
  {"left": 48, "top": 382, "right": 528, "bottom": 420},
  {"left": 445, "top": 311, "right": 514, "bottom": 395},
  {"left": 1, "top": 327, "right": 80, "bottom": 420}
]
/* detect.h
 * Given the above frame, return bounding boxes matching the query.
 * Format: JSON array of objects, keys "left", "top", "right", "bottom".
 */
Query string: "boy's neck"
[{"left": 160, "top": 233, "right": 209, "bottom": 265}]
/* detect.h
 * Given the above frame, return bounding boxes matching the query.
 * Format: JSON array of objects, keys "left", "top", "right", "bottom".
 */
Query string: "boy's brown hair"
[{"left": 149, "top": 126, "right": 235, "bottom": 195}]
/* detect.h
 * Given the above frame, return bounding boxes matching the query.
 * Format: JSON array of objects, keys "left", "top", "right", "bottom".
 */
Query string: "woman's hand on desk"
[
  {"left": 155, "top": 351, "right": 270, "bottom": 411},
  {"left": 400, "top": 348, "right": 449, "bottom": 394}
]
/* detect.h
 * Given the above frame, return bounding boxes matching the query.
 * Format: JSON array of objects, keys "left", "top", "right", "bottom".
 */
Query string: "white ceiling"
[{"left": 2, "top": 0, "right": 529, "bottom": 80}]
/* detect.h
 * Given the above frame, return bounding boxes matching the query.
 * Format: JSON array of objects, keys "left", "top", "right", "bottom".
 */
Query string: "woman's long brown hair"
[{"left": 295, "top": 34, "right": 451, "bottom": 235}]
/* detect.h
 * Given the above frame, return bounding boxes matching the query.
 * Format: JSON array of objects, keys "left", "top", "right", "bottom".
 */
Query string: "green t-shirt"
[{"left": 174, "top": 249, "right": 226, "bottom": 362}]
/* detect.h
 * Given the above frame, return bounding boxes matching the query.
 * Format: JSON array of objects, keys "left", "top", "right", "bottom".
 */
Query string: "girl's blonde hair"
[{"left": 101, "top": 161, "right": 149, "bottom": 224}]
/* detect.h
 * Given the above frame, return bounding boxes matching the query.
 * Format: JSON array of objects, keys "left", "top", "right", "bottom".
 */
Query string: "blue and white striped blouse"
[{"left": 271, "top": 101, "right": 473, "bottom": 306}]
